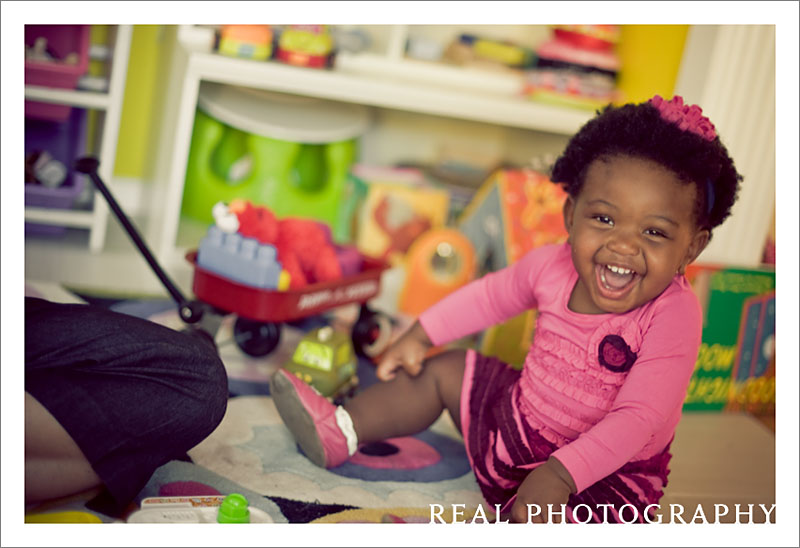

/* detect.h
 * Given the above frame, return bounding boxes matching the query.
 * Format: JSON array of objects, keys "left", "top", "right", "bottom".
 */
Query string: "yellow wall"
[
  {"left": 615, "top": 25, "right": 690, "bottom": 104},
  {"left": 114, "top": 25, "right": 164, "bottom": 178},
  {"left": 86, "top": 25, "right": 109, "bottom": 154}
]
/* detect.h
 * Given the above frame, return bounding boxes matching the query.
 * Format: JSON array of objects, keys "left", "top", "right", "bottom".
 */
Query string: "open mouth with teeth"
[{"left": 595, "top": 263, "right": 639, "bottom": 299}]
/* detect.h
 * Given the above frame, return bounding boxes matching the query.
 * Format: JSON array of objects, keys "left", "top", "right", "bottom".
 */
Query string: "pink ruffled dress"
[{"left": 419, "top": 242, "right": 702, "bottom": 522}]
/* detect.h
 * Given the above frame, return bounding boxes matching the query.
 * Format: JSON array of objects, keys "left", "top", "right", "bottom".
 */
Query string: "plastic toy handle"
[{"left": 74, "top": 156, "right": 204, "bottom": 325}]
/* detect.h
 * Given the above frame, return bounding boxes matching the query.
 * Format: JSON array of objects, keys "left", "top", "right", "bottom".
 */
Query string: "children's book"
[
  {"left": 356, "top": 175, "right": 451, "bottom": 267},
  {"left": 684, "top": 265, "right": 776, "bottom": 413}
]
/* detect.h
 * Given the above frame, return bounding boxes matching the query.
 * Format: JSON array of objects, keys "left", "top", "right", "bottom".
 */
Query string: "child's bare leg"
[
  {"left": 344, "top": 349, "right": 466, "bottom": 443},
  {"left": 25, "top": 392, "right": 101, "bottom": 503}
]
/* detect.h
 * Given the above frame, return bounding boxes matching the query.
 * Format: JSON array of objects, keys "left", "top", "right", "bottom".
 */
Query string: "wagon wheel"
[
  {"left": 233, "top": 317, "right": 281, "bottom": 357},
  {"left": 351, "top": 304, "right": 393, "bottom": 359}
]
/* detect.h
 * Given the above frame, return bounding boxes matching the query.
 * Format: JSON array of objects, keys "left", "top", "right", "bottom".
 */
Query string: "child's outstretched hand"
[
  {"left": 375, "top": 321, "right": 433, "bottom": 381},
  {"left": 510, "top": 456, "right": 576, "bottom": 524}
]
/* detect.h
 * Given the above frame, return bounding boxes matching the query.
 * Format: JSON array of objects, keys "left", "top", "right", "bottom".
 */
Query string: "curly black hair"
[{"left": 550, "top": 100, "right": 742, "bottom": 235}]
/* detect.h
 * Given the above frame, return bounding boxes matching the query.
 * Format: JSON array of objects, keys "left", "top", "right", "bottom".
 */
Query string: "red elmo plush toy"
[{"left": 230, "top": 200, "right": 342, "bottom": 289}]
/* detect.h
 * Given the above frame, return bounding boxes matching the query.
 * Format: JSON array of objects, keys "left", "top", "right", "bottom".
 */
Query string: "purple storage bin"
[
  {"left": 25, "top": 25, "right": 91, "bottom": 122},
  {"left": 25, "top": 107, "right": 88, "bottom": 236}
]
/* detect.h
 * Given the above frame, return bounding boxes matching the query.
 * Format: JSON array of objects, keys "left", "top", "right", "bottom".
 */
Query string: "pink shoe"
[{"left": 270, "top": 368, "right": 350, "bottom": 468}]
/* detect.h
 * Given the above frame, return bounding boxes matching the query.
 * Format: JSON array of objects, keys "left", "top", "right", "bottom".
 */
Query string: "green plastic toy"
[
  {"left": 284, "top": 326, "right": 358, "bottom": 398},
  {"left": 216, "top": 493, "right": 251, "bottom": 523},
  {"left": 181, "top": 110, "right": 359, "bottom": 243}
]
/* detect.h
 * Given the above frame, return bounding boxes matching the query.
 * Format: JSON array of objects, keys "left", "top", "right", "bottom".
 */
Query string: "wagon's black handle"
[{"left": 74, "top": 156, "right": 204, "bottom": 325}]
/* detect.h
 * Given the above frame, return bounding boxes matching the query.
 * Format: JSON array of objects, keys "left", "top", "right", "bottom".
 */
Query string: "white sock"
[{"left": 334, "top": 406, "right": 358, "bottom": 456}]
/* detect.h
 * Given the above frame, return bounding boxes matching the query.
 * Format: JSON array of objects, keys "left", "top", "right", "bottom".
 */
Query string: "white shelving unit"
[
  {"left": 183, "top": 51, "right": 591, "bottom": 135},
  {"left": 24, "top": 25, "right": 132, "bottom": 253},
  {"left": 146, "top": 25, "right": 594, "bottom": 266}
]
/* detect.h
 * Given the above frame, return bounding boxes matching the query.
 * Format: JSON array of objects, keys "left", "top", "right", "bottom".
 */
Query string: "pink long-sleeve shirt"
[{"left": 419, "top": 242, "right": 702, "bottom": 493}]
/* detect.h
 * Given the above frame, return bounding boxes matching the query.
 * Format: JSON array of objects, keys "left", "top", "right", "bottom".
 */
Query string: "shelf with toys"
[
  {"left": 178, "top": 24, "right": 595, "bottom": 134},
  {"left": 24, "top": 25, "right": 132, "bottom": 252},
  {"left": 145, "top": 24, "right": 602, "bottom": 268}
]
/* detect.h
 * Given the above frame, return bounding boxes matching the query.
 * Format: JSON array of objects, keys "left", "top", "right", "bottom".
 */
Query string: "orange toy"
[{"left": 398, "top": 228, "right": 476, "bottom": 317}]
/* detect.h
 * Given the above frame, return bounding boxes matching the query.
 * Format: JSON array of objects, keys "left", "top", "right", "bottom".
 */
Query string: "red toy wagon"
[
  {"left": 75, "top": 156, "right": 393, "bottom": 362},
  {"left": 186, "top": 250, "right": 393, "bottom": 359}
]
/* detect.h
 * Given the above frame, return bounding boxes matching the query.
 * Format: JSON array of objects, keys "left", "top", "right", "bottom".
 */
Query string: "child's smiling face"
[{"left": 563, "top": 155, "right": 710, "bottom": 315}]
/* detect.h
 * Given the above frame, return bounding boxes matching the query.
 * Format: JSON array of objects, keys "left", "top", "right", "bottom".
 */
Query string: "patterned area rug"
[
  {"left": 99, "top": 296, "right": 484, "bottom": 523},
  {"left": 137, "top": 395, "right": 483, "bottom": 523}
]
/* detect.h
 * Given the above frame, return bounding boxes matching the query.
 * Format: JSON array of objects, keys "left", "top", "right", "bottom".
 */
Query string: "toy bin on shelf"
[
  {"left": 25, "top": 25, "right": 91, "bottom": 122},
  {"left": 25, "top": 108, "right": 88, "bottom": 235},
  {"left": 181, "top": 81, "right": 371, "bottom": 243}
]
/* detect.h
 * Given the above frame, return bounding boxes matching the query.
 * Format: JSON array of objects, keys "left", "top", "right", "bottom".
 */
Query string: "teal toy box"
[{"left": 181, "top": 82, "right": 371, "bottom": 242}]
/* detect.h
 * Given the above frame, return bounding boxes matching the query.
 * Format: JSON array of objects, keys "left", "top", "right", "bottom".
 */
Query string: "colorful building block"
[{"left": 197, "top": 226, "right": 287, "bottom": 289}]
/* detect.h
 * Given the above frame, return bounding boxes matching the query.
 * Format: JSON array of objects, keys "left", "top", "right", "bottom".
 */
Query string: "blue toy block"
[{"left": 197, "top": 226, "right": 283, "bottom": 289}]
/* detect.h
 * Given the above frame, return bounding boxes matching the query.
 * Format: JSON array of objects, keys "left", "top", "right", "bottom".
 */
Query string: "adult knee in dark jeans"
[
  {"left": 113, "top": 326, "right": 231, "bottom": 463},
  {"left": 94, "top": 336, "right": 229, "bottom": 511},
  {"left": 166, "top": 334, "right": 229, "bottom": 452},
  {"left": 25, "top": 298, "right": 232, "bottom": 510}
]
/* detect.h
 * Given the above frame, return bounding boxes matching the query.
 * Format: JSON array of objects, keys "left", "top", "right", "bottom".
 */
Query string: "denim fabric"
[{"left": 25, "top": 297, "right": 229, "bottom": 510}]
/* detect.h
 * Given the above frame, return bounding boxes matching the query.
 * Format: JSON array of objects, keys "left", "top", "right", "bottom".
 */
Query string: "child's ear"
[
  {"left": 678, "top": 229, "right": 710, "bottom": 274},
  {"left": 562, "top": 196, "right": 576, "bottom": 234}
]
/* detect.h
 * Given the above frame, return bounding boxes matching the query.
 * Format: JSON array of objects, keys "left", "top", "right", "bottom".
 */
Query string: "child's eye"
[
  {"left": 592, "top": 215, "right": 613, "bottom": 226},
  {"left": 645, "top": 228, "right": 668, "bottom": 238}
]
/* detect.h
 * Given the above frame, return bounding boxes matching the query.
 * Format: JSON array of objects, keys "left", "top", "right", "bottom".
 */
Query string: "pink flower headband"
[{"left": 649, "top": 95, "right": 717, "bottom": 141}]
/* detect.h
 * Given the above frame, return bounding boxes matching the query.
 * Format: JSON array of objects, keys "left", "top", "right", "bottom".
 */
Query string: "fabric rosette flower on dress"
[
  {"left": 597, "top": 334, "right": 638, "bottom": 373},
  {"left": 587, "top": 316, "right": 643, "bottom": 375}
]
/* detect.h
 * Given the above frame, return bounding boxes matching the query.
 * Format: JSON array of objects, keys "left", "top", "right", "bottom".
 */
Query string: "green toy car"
[{"left": 284, "top": 326, "right": 358, "bottom": 398}]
